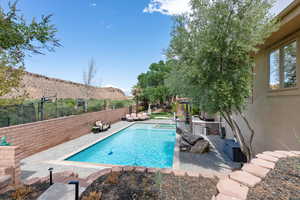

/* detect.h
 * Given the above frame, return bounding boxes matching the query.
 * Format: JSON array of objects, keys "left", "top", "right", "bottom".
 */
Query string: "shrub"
[
  {"left": 105, "top": 172, "right": 120, "bottom": 185},
  {"left": 11, "top": 186, "right": 33, "bottom": 200},
  {"left": 82, "top": 191, "right": 102, "bottom": 200}
]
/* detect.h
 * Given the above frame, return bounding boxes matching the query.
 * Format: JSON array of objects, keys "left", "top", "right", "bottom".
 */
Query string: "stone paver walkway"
[
  {"left": 21, "top": 118, "right": 238, "bottom": 183},
  {"left": 37, "top": 183, "right": 85, "bottom": 200},
  {"left": 179, "top": 135, "right": 241, "bottom": 176},
  {"left": 21, "top": 121, "right": 133, "bottom": 181}
]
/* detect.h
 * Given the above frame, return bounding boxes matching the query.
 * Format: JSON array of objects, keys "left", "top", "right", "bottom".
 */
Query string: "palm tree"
[{"left": 131, "top": 85, "right": 142, "bottom": 114}]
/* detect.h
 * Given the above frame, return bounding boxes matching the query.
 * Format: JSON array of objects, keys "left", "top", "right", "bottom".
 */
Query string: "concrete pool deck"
[{"left": 20, "top": 119, "right": 239, "bottom": 182}]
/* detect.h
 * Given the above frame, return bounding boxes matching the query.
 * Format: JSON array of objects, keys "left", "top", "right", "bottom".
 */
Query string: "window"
[
  {"left": 269, "top": 41, "right": 297, "bottom": 90},
  {"left": 283, "top": 42, "right": 297, "bottom": 88},
  {"left": 269, "top": 50, "right": 280, "bottom": 89}
]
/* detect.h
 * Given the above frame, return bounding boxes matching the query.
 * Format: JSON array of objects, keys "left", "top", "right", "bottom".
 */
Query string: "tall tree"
[
  {"left": 0, "top": 1, "right": 60, "bottom": 100},
  {"left": 136, "top": 60, "right": 172, "bottom": 107},
  {"left": 83, "top": 58, "right": 97, "bottom": 88},
  {"left": 82, "top": 58, "right": 97, "bottom": 111},
  {"left": 166, "top": 0, "right": 278, "bottom": 160}
]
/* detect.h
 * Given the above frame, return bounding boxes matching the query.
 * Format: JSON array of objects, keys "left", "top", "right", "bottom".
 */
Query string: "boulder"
[
  {"left": 180, "top": 138, "right": 192, "bottom": 152},
  {"left": 190, "top": 140, "right": 210, "bottom": 154},
  {"left": 182, "top": 133, "right": 203, "bottom": 145}
]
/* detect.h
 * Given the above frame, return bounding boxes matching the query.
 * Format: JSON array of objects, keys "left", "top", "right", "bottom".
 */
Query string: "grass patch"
[{"left": 150, "top": 112, "right": 173, "bottom": 119}]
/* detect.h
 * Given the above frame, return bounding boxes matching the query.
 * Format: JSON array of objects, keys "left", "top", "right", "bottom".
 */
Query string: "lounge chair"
[
  {"left": 126, "top": 114, "right": 134, "bottom": 122},
  {"left": 92, "top": 121, "right": 102, "bottom": 133},
  {"left": 137, "top": 113, "right": 149, "bottom": 120},
  {"left": 137, "top": 113, "right": 144, "bottom": 120},
  {"left": 131, "top": 113, "right": 139, "bottom": 121},
  {"left": 142, "top": 112, "right": 150, "bottom": 120},
  {"left": 92, "top": 121, "right": 111, "bottom": 133},
  {"left": 102, "top": 122, "right": 111, "bottom": 131}
]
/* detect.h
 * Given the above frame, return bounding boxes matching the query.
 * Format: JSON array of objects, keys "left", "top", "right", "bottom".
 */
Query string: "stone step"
[
  {"left": 216, "top": 178, "right": 248, "bottom": 200},
  {"left": 263, "top": 151, "right": 287, "bottom": 158},
  {"left": 291, "top": 151, "right": 300, "bottom": 155},
  {"left": 37, "top": 183, "right": 86, "bottom": 200},
  {"left": 215, "top": 193, "right": 243, "bottom": 200},
  {"left": 275, "top": 151, "right": 297, "bottom": 157},
  {"left": 229, "top": 171, "right": 261, "bottom": 187},
  {"left": 251, "top": 158, "right": 275, "bottom": 169},
  {"left": 256, "top": 154, "right": 278, "bottom": 162},
  {"left": 0, "top": 175, "right": 12, "bottom": 190},
  {"left": 242, "top": 163, "right": 270, "bottom": 178}
]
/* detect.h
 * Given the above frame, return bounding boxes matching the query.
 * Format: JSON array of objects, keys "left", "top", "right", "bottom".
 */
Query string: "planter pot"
[{"left": 223, "top": 139, "right": 247, "bottom": 162}]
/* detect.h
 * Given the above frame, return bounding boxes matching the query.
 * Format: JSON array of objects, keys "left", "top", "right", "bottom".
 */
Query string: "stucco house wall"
[{"left": 227, "top": 0, "right": 300, "bottom": 154}]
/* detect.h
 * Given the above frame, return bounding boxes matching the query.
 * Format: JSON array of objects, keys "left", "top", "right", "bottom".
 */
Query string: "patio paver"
[
  {"left": 256, "top": 154, "right": 278, "bottom": 162},
  {"left": 291, "top": 151, "right": 300, "bottom": 155},
  {"left": 241, "top": 163, "right": 270, "bottom": 178},
  {"left": 217, "top": 178, "right": 248, "bottom": 200},
  {"left": 20, "top": 119, "right": 239, "bottom": 184},
  {"left": 37, "top": 183, "right": 85, "bottom": 200},
  {"left": 215, "top": 193, "right": 243, "bottom": 200},
  {"left": 251, "top": 158, "right": 275, "bottom": 169},
  {"left": 229, "top": 171, "right": 261, "bottom": 187},
  {"left": 21, "top": 121, "right": 133, "bottom": 181},
  {"left": 275, "top": 151, "right": 298, "bottom": 157},
  {"left": 263, "top": 151, "right": 287, "bottom": 158}
]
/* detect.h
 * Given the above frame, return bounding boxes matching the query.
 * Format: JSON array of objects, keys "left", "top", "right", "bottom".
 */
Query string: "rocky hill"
[{"left": 2, "top": 72, "right": 127, "bottom": 100}]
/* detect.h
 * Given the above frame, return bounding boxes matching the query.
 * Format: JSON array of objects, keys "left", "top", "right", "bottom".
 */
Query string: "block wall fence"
[{"left": 0, "top": 107, "right": 129, "bottom": 160}]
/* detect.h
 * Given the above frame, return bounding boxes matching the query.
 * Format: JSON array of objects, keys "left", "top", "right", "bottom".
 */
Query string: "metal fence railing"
[
  {"left": 0, "top": 103, "right": 37, "bottom": 127},
  {"left": 175, "top": 116, "right": 225, "bottom": 137},
  {"left": 0, "top": 99, "right": 133, "bottom": 128}
]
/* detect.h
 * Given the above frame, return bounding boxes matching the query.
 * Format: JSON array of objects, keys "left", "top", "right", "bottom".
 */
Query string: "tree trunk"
[
  {"left": 236, "top": 110, "right": 255, "bottom": 159},
  {"left": 148, "top": 103, "right": 152, "bottom": 115},
  {"left": 136, "top": 98, "right": 138, "bottom": 114},
  {"left": 221, "top": 111, "right": 251, "bottom": 162}
]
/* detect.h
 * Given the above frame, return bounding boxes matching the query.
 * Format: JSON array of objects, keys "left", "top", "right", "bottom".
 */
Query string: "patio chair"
[
  {"left": 142, "top": 112, "right": 150, "bottom": 120},
  {"left": 126, "top": 114, "right": 134, "bottom": 122},
  {"left": 101, "top": 122, "right": 111, "bottom": 131},
  {"left": 137, "top": 113, "right": 145, "bottom": 121},
  {"left": 92, "top": 121, "right": 103, "bottom": 133},
  {"left": 131, "top": 113, "right": 139, "bottom": 121}
]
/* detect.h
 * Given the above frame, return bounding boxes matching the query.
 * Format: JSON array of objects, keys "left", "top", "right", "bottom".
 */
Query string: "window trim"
[{"left": 268, "top": 39, "right": 298, "bottom": 92}]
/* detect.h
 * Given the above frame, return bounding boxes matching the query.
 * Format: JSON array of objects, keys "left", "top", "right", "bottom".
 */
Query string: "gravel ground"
[
  {"left": 0, "top": 182, "right": 50, "bottom": 200},
  {"left": 247, "top": 157, "right": 300, "bottom": 200},
  {"left": 80, "top": 171, "right": 218, "bottom": 200}
]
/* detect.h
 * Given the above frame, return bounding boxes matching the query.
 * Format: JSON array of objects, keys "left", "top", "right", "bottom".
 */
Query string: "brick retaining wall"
[
  {"left": 0, "top": 146, "right": 21, "bottom": 185},
  {"left": 0, "top": 107, "right": 129, "bottom": 160}
]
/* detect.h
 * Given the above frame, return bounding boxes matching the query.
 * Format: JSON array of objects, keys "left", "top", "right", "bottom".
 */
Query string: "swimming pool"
[{"left": 66, "top": 123, "right": 176, "bottom": 168}]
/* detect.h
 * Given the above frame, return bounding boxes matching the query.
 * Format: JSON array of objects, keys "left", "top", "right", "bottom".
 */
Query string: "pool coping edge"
[{"left": 48, "top": 121, "right": 178, "bottom": 170}]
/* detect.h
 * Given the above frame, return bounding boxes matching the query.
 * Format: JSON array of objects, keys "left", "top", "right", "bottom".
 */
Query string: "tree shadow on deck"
[{"left": 178, "top": 135, "right": 241, "bottom": 174}]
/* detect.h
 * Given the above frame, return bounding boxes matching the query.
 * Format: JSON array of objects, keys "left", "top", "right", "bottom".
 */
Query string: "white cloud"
[
  {"left": 90, "top": 3, "right": 97, "bottom": 7},
  {"left": 143, "top": 0, "right": 191, "bottom": 15},
  {"left": 143, "top": 0, "right": 293, "bottom": 16}
]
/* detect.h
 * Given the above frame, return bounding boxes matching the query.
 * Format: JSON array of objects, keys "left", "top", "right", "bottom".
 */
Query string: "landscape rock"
[
  {"left": 190, "top": 140, "right": 210, "bottom": 154},
  {"left": 182, "top": 133, "right": 203, "bottom": 145},
  {"left": 179, "top": 138, "right": 192, "bottom": 152}
]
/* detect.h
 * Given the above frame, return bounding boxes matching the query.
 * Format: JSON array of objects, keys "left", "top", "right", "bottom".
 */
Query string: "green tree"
[
  {"left": 0, "top": 1, "right": 60, "bottom": 100},
  {"left": 136, "top": 60, "right": 172, "bottom": 107},
  {"left": 166, "top": 0, "right": 278, "bottom": 160}
]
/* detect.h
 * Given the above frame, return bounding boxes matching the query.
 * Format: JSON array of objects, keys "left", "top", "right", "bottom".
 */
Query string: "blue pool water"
[{"left": 66, "top": 123, "right": 176, "bottom": 168}]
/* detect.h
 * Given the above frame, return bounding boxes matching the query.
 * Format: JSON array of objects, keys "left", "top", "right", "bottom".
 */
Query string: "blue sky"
[{"left": 0, "top": 0, "right": 293, "bottom": 95}]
